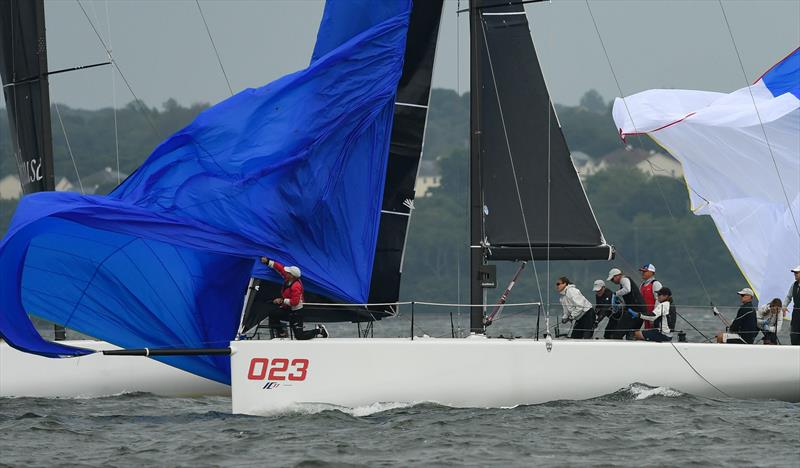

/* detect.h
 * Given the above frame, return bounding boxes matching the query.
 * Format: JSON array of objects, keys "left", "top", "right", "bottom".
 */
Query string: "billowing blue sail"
[{"left": 0, "top": 0, "right": 412, "bottom": 384}]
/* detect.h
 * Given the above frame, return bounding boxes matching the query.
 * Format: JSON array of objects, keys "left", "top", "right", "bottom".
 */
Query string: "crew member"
[
  {"left": 757, "top": 298, "right": 783, "bottom": 345},
  {"left": 717, "top": 287, "right": 758, "bottom": 344},
  {"left": 639, "top": 263, "right": 662, "bottom": 330},
  {"left": 784, "top": 266, "right": 800, "bottom": 345},
  {"left": 593, "top": 279, "right": 618, "bottom": 339},
  {"left": 632, "top": 287, "right": 673, "bottom": 342},
  {"left": 261, "top": 257, "right": 328, "bottom": 340},
  {"left": 607, "top": 268, "right": 646, "bottom": 339},
  {"left": 556, "top": 277, "right": 595, "bottom": 339}
]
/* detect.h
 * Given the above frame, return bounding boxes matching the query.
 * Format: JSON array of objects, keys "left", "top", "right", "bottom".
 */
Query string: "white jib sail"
[{"left": 612, "top": 49, "right": 799, "bottom": 308}]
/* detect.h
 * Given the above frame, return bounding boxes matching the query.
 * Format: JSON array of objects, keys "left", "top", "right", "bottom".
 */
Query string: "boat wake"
[{"left": 253, "top": 401, "right": 418, "bottom": 417}]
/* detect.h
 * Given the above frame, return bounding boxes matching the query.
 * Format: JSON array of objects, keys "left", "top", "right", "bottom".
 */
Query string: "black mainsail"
[
  {"left": 240, "top": 0, "right": 444, "bottom": 331},
  {"left": 0, "top": 0, "right": 55, "bottom": 194},
  {"left": 469, "top": 1, "right": 613, "bottom": 331}
]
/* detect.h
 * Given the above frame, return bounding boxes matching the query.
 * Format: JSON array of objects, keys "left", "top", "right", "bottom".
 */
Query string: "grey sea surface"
[{"left": 2, "top": 311, "right": 798, "bottom": 467}]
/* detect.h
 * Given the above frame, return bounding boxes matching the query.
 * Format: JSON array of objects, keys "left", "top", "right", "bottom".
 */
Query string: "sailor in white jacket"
[
  {"left": 557, "top": 277, "right": 595, "bottom": 339},
  {"left": 757, "top": 298, "right": 784, "bottom": 345}
]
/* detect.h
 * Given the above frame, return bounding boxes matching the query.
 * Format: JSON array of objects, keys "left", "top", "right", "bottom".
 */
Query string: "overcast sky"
[{"left": 7, "top": 0, "right": 800, "bottom": 110}]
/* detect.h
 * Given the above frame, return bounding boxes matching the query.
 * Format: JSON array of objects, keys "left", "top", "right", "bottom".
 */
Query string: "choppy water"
[{"left": 1, "top": 385, "right": 798, "bottom": 467}]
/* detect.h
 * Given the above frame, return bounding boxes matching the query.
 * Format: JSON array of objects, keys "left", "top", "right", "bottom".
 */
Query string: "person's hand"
[
  {"left": 260, "top": 256, "right": 270, "bottom": 265},
  {"left": 272, "top": 298, "right": 283, "bottom": 305},
  {"left": 783, "top": 306, "right": 789, "bottom": 312},
  {"left": 561, "top": 317, "right": 569, "bottom": 324}
]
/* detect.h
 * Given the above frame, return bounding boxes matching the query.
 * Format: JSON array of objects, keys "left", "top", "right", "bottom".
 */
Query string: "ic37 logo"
[{"left": 247, "top": 358, "right": 309, "bottom": 390}]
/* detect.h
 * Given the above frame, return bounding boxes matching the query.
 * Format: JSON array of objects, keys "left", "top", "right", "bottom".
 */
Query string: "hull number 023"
[{"left": 247, "top": 358, "right": 309, "bottom": 381}]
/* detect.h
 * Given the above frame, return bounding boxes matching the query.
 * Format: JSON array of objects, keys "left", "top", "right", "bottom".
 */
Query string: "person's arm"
[
  {"left": 262, "top": 257, "right": 291, "bottom": 281},
  {"left": 652, "top": 280, "right": 662, "bottom": 302},
  {"left": 639, "top": 302, "right": 664, "bottom": 322},
  {"left": 756, "top": 306, "right": 772, "bottom": 332},
  {"left": 785, "top": 285, "right": 794, "bottom": 309},
  {"left": 756, "top": 304, "right": 766, "bottom": 321},
  {"left": 560, "top": 296, "right": 570, "bottom": 321},
  {"left": 615, "top": 277, "right": 631, "bottom": 297}
]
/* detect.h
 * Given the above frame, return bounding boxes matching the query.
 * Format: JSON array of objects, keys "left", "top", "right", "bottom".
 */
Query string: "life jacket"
[
  {"left": 280, "top": 279, "right": 304, "bottom": 311},
  {"left": 640, "top": 279, "right": 657, "bottom": 329},
  {"left": 622, "top": 277, "right": 646, "bottom": 314},
  {"left": 793, "top": 281, "right": 800, "bottom": 311}
]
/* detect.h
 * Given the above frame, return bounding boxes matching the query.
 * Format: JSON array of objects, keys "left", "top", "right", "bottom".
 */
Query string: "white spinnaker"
[{"left": 613, "top": 81, "right": 799, "bottom": 306}]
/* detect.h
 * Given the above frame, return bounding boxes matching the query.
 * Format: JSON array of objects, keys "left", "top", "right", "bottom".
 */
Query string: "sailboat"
[
  {"left": 0, "top": 0, "right": 227, "bottom": 397},
  {"left": 0, "top": 0, "right": 798, "bottom": 411}
]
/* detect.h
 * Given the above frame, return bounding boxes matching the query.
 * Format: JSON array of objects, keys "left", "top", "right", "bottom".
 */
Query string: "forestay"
[
  {"left": 613, "top": 47, "right": 800, "bottom": 305},
  {"left": 0, "top": 0, "right": 413, "bottom": 384}
]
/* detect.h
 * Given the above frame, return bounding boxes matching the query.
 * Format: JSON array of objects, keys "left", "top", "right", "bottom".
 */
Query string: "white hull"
[
  {"left": 230, "top": 337, "right": 800, "bottom": 415},
  {"left": 0, "top": 340, "right": 229, "bottom": 398}
]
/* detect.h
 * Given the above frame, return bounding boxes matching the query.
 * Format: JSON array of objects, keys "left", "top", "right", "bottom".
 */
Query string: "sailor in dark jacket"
[
  {"left": 607, "top": 268, "right": 646, "bottom": 339},
  {"left": 725, "top": 287, "right": 759, "bottom": 344},
  {"left": 784, "top": 266, "right": 800, "bottom": 345},
  {"left": 592, "top": 280, "right": 618, "bottom": 339}
]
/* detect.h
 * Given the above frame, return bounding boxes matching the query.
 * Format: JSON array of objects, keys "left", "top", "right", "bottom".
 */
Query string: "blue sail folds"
[{"left": 0, "top": 0, "right": 412, "bottom": 384}]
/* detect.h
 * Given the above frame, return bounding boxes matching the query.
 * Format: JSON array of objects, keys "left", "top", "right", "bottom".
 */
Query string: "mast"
[
  {"left": 0, "top": 0, "right": 55, "bottom": 194},
  {"left": 468, "top": 1, "right": 485, "bottom": 333},
  {"left": 0, "top": 0, "right": 61, "bottom": 339}
]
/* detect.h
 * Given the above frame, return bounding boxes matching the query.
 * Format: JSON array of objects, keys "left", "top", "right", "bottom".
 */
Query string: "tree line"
[{"left": 1, "top": 90, "right": 744, "bottom": 308}]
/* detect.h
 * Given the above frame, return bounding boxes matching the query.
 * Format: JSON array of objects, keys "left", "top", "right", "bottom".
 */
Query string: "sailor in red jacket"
[{"left": 260, "top": 257, "right": 327, "bottom": 340}]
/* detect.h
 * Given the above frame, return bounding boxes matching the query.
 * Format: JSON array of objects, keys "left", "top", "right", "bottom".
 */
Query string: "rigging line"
[
  {"left": 52, "top": 98, "right": 85, "bottom": 194},
  {"left": 717, "top": 0, "right": 800, "bottom": 238},
  {"left": 195, "top": 0, "right": 234, "bottom": 96},
  {"left": 479, "top": 16, "right": 545, "bottom": 310},
  {"left": 75, "top": 0, "right": 159, "bottom": 136},
  {"left": 669, "top": 341, "right": 731, "bottom": 398},
  {"left": 104, "top": 0, "right": 120, "bottom": 185},
  {"left": 584, "top": 0, "right": 714, "bottom": 305}
]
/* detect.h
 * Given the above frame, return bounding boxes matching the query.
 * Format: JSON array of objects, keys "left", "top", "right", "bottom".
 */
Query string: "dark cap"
[{"left": 657, "top": 287, "right": 672, "bottom": 296}]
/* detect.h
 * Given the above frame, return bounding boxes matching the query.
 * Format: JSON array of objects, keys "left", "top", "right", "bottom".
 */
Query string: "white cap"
[
  {"left": 791, "top": 265, "right": 800, "bottom": 273},
  {"left": 639, "top": 263, "right": 656, "bottom": 273},
  {"left": 737, "top": 287, "right": 754, "bottom": 296},
  {"left": 607, "top": 268, "right": 622, "bottom": 281},
  {"left": 284, "top": 266, "right": 302, "bottom": 278},
  {"left": 592, "top": 280, "right": 605, "bottom": 291}
]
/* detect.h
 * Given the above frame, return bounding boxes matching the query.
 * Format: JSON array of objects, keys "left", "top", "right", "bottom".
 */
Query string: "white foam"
[
  {"left": 252, "top": 401, "right": 417, "bottom": 417},
  {"left": 626, "top": 383, "right": 683, "bottom": 400}
]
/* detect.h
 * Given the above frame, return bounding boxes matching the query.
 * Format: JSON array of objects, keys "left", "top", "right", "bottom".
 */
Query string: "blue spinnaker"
[{"left": 0, "top": 0, "right": 412, "bottom": 384}]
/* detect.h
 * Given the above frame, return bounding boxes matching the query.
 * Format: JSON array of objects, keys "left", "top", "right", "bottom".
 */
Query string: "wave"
[
  {"left": 619, "top": 383, "right": 684, "bottom": 400},
  {"left": 251, "top": 401, "right": 419, "bottom": 417}
]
